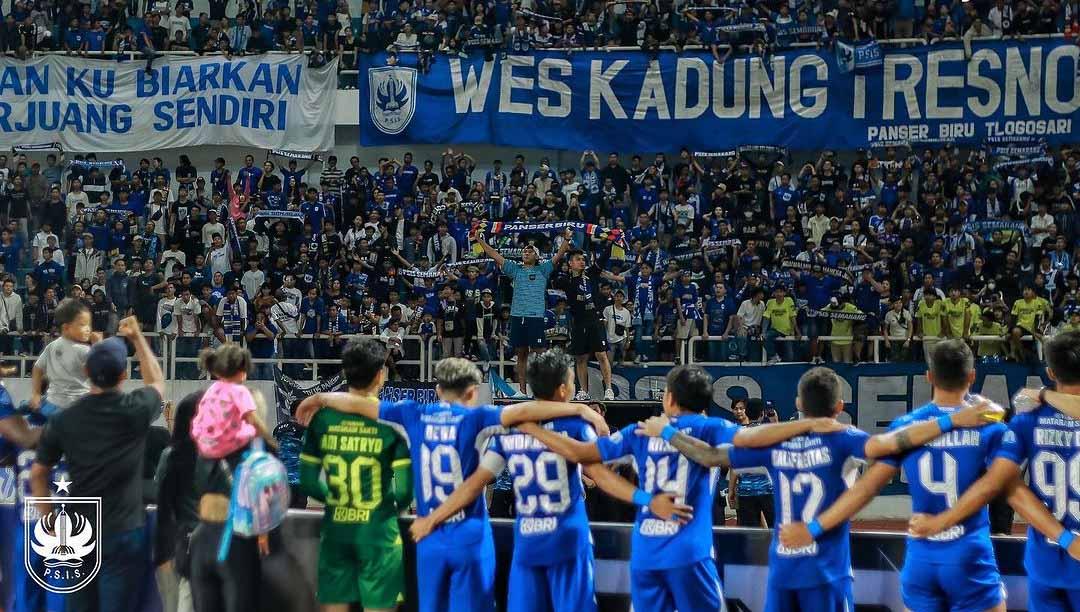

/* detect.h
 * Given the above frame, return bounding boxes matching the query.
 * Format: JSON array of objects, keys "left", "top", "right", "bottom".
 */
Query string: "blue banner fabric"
[{"left": 359, "top": 40, "right": 1078, "bottom": 151}]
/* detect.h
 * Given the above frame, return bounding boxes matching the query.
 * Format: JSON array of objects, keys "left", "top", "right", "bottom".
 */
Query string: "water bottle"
[
  {"left": 964, "top": 393, "right": 1005, "bottom": 422},
  {"left": 1011, "top": 388, "right": 1043, "bottom": 414}
]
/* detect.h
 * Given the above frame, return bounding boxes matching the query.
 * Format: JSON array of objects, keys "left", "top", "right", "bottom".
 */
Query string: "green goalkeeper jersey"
[{"left": 300, "top": 409, "right": 412, "bottom": 543}]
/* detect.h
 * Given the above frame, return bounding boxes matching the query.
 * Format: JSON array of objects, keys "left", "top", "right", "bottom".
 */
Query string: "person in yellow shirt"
[
  {"left": 971, "top": 309, "right": 1006, "bottom": 359},
  {"left": 942, "top": 287, "right": 971, "bottom": 340},
  {"left": 1058, "top": 309, "right": 1080, "bottom": 335},
  {"left": 965, "top": 293, "right": 982, "bottom": 339},
  {"left": 1009, "top": 285, "right": 1052, "bottom": 362},
  {"left": 912, "top": 292, "right": 945, "bottom": 363},
  {"left": 825, "top": 293, "right": 862, "bottom": 364},
  {"left": 762, "top": 284, "right": 800, "bottom": 364}
]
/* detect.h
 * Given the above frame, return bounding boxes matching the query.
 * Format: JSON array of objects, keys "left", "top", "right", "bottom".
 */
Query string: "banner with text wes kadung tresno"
[
  {"left": 0, "top": 54, "right": 337, "bottom": 152},
  {"left": 359, "top": 40, "right": 1078, "bottom": 151}
]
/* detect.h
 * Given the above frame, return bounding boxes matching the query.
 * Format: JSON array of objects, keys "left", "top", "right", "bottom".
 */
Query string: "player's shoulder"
[{"left": 0, "top": 383, "right": 14, "bottom": 419}]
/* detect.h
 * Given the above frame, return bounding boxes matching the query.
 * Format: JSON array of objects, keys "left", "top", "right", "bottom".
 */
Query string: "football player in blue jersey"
[
  {"left": 407, "top": 349, "right": 692, "bottom": 612},
  {"left": 907, "top": 331, "right": 1080, "bottom": 611},
  {"left": 637, "top": 366, "right": 1003, "bottom": 612},
  {"left": 0, "top": 378, "right": 67, "bottom": 612},
  {"left": 781, "top": 340, "right": 1013, "bottom": 612},
  {"left": 518, "top": 364, "right": 846, "bottom": 612},
  {"left": 294, "top": 339, "right": 613, "bottom": 612}
]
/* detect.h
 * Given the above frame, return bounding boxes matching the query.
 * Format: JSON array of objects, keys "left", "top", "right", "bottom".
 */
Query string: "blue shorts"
[
  {"left": 508, "top": 552, "right": 597, "bottom": 612},
  {"left": 631, "top": 558, "right": 723, "bottom": 612},
  {"left": 11, "top": 519, "right": 65, "bottom": 612},
  {"left": 416, "top": 531, "right": 496, "bottom": 612},
  {"left": 765, "top": 578, "right": 853, "bottom": 612},
  {"left": 509, "top": 317, "right": 547, "bottom": 351},
  {"left": 1029, "top": 580, "right": 1080, "bottom": 612},
  {"left": 900, "top": 557, "right": 1004, "bottom": 612}
]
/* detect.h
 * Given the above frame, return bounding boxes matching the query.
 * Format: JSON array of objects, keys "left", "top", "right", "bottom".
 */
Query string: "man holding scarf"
[{"left": 476, "top": 231, "right": 570, "bottom": 397}]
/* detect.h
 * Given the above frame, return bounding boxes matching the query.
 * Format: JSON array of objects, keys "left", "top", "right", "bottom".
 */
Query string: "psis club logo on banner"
[
  {"left": 24, "top": 495, "right": 101, "bottom": 594},
  {"left": 369, "top": 65, "right": 417, "bottom": 135}
]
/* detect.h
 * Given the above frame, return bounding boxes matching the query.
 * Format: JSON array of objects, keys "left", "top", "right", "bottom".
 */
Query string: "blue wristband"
[
  {"left": 1060, "top": 530, "right": 1076, "bottom": 549},
  {"left": 660, "top": 425, "right": 678, "bottom": 442},
  {"left": 937, "top": 414, "right": 954, "bottom": 433},
  {"left": 807, "top": 519, "right": 824, "bottom": 539},
  {"left": 633, "top": 489, "right": 654, "bottom": 507}
]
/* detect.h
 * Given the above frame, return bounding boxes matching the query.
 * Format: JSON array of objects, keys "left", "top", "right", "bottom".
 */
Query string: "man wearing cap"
[
  {"left": 31, "top": 316, "right": 164, "bottom": 612},
  {"left": 476, "top": 231, "right": 570, "bottom": 397}
]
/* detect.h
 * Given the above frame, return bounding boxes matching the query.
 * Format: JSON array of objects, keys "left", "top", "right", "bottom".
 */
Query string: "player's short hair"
[
  {"left": 341, "top": 337, "right": 387, "bottom": 390},
  {"left": 798, "top": 367, "right": 842, "bottom": 418},
  {"left": 929, "top": 339, "right": 974, "bottom": 391},
  {"left": 435, "top": 358, "right": 482, "bottom": 394},
  {"left": 665, "top": 365, "right": 712, "bottom": 413},
  {"left": 745, "top": 398, "right": 766, "bottom": 421},
  {"left": 55, "top": 298, "right": 89, "bottom": 327},
  {"left": 527, "top": 349, "right": 573, "bottom": 401},
  {"left": 1046, "top": 331, "right": 1080, "bottom": 385}
]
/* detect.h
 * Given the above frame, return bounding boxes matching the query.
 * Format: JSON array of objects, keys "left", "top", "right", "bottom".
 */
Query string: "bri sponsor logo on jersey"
[
  {"left": 640, "top": 518, "right": 681, "bottom": 537},
  {"left": 926, "top": 430, "right": 981, "bottom": 448},
  {"left": 926, "top": 524, "right": 966, "bottom": 542},
  {"left": 777, "top": 542, "right": 819, "bottom": 557},
  {"left": 1034, "top": 427, "right": 1080, "bottom": 447},
  {"left": 520, "top": 516, "right": 559, "bottom": 535}
]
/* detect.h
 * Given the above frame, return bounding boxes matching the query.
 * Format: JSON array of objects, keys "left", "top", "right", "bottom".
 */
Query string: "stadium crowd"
[
  {"left": 0, "top": 140, "right": 1074, "bottom": 385},
  {"left": 0, "top": 0, "right": 1076, "bottom": 64}
]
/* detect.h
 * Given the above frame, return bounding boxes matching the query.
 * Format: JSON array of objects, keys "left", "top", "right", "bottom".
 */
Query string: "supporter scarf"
[
  {"left": 69, "top": 159, "right": 124, "bottom": 169},
  {"left": 992, "top": 156, "right": 1053, "bottom": 171},
  {"left": 452, "top": 257, "right": 496, "bottom": 268},
  {"left": 804, "top": 307, "right": 868, "bottom": 321},
  {"left": 781, "top": 259, "right": 854, "bottom": 284},
  {"left": 774, "top": 24, "right": 826, "bottom": 36},
  {"left": 988, "top": 142, "right": 1047, "bottom": 158},
  {"left": 962, "top": 220, "right": 1031, "bottom": 238},
  {"left": 517, "top": 8, "right": 564, "bottom": 21},
  {"left": 738, "top": 145, "right": 789, "bottom": 158},
  {"left": 268, "top": 149, "right": 322, "bottom": 161},
  {"left": 401, "top": 267, "right": 443, "bottom": 279},
  {"left": 702, "top": 238, "right": 742, "bottom": 249},
  {"left": 472, "top": 220, "right": 629, "bottom": 251},
  {"left": 694, "top": 150, "right": 738, "bottom": 159},
  {"left": 255, "top": 210, "right": 306, "bottom": 220},
  {"left": 13, "top": 142, "right": 62, "bottom": 153},
  {"left": 715, "top": 23, "right": 767, "bottom": 33}
]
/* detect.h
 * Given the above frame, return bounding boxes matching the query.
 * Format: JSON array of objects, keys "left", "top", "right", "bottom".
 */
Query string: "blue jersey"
[
  {"left": 729, "top": 428, "right": 870, "bottom": 589},
  {"left": 998, "top": 405, "right": 1080, "bottom": 589},
  {"left": 596, "top": 413, "right": 738, "bottom": 570},
  {"left": 378, "top": 400, "right": 505, "bottom": 547},
  {"left": 880, "top": 403, "right": 1009, "bottom": 563},
  {"left": 483, "top": 418, "right": 595, "bottom": 566}
]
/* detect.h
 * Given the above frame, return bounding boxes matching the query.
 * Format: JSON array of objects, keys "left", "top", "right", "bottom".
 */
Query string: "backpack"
[{"left": 216, "top": 438, "right": 291, "bottom": 562}]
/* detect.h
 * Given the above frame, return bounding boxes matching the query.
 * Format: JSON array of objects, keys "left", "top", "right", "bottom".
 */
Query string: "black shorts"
[{"left": 571, "top": 317, "right": 608, "bottom": 356}]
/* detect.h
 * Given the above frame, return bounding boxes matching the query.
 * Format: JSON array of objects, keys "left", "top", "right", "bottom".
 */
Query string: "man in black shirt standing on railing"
[{"left": 561, "top": 243, "right": 617, "bottom": 401}]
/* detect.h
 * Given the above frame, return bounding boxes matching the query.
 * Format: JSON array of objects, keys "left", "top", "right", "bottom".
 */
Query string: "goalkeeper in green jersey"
[{"left": 300, "top": 338, "right": 413, "bottom": 612}]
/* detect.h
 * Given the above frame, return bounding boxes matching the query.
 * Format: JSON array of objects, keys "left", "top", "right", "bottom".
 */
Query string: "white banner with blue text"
[{"left": 0, "top": 54, "right": 337, "bottom": 152}]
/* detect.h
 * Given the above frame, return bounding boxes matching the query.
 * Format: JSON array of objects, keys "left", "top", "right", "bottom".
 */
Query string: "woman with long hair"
[
  {"left": 186, "top": 344, "right": 314, "bottom": 612},
  {"left": 154, "top": 391, "right": 204, "bottom": 612}
]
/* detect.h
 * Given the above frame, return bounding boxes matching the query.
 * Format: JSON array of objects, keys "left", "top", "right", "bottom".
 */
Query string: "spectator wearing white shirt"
[
  {"left": 65, "top": 180, "right": 89, "bottom": 221},
  {"left": 32, "top": 226, "right": 59, "bottom": 265},
  {"left": 241, "top": 260, "right": 265, "bottom": 302},
  {"left": 74, "top": 234, "right": 104, "bottom": 282},
  {"left": 1030, "top": 201, "right": 1055, "bottom": 240},
  {"left": 735, "top": 287, "right": 766, "bottom": 359},
  {"left": 156, "top": 283, "right": 179, "bottom": 335},
  {"left": 201, "top": 210, "right": 226, "bottom": 251},
  {"left": 426, "top": 223, "right": 458, "bottom": 264},
  {"left": 0, "top": 278, "right": 23, "bottom": 357},
  {"left": 206, "top": 235, "right": 231, "bottom": 278},
  {"left": 271, "top": 290, "right": 308, "bottom": 378}
]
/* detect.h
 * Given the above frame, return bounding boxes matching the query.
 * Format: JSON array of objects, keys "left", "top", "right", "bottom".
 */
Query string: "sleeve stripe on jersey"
[
  {"left": 392, "top": 458, "right": 412, "bottom": 468},
  {"left": 299, "top": 453, "right": 321, "bottom": 465}
]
